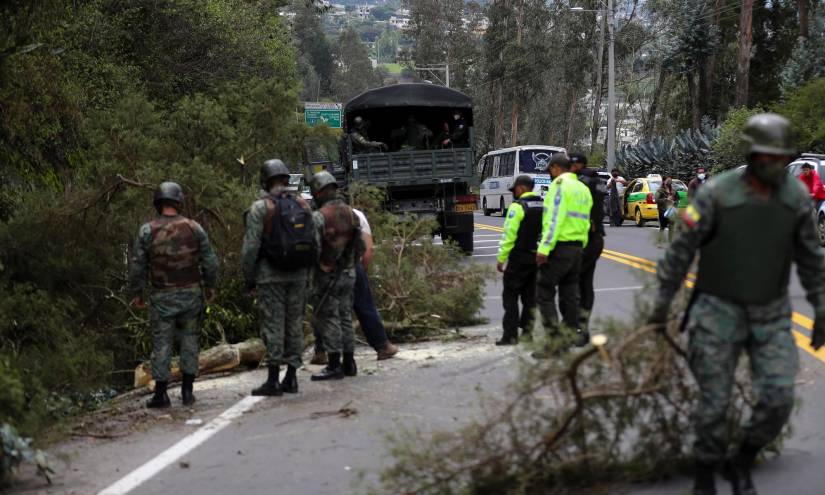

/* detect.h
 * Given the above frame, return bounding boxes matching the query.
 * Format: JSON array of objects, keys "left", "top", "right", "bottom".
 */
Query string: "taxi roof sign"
[{"left": 646, "top": 174, "right": 663, "bottom": 180}]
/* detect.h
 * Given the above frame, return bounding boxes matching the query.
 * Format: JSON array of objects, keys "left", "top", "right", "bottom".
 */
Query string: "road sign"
[{"left": 304, "top": 102, "right": 342, "bottom": 128}]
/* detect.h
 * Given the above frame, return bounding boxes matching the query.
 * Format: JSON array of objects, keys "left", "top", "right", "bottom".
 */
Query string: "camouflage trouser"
[
  {"left": 258, "top": 281, "right": 306, "bottom": 369},
  {"left": 149, "top": 290, "right": 204, "bottom": 382},
  {"left": 313, "top": 270, "right": 356, "bottom": 354},
  {"left": 686, "top": 293, "right": 798, "bottom": 464}
]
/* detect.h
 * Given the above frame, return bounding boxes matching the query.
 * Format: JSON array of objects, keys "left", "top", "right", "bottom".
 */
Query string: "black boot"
[
  {"left": 574, "top": 328, "right": 590, "bottom": 347},
  {"left": 251, "top": 365, "right": 283, "bottom": 396},
  {"left": 281, "top": 365, "right": 299, "bottom": 393},
  {"left": 725, "top": 443, "right": 759, "bottom": 495},
  {"left": 693, "top": 462, "right": 717, "bottom": 495},
  {"left": 147, "top": 381, "right": 171, "bottom": 409},
  {"left": 343, "top": 353, "right": 357, "bottom": 377},
  {"left": 495, "top": 330, "right": 517, "bottom": 346},
  {"left": 181, "top": 374, "right": 196, "bottom": 406},
  {"left": 311, "top": 353, "right": 344, "bottom": 381}
]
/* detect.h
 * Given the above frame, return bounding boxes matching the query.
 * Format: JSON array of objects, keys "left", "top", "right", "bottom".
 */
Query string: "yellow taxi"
[{"left": 622, "top": 174, "right": 688, "bottom": 227}]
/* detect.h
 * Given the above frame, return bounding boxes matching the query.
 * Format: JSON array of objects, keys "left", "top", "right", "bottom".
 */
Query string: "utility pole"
[
  {"left": 590, "top": 9, "right": 606, "bottom": 154},
  {"left": 607, "top": 0, "right": 616, "bottom": 170}
]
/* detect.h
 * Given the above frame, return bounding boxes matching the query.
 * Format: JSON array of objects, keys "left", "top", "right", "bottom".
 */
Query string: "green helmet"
[
  {"left": 311, "top": 171, "right": 338, "bottom": 193},
  {"left": 153, "top": 181, "right": 184, "bottom": 207},
  {"left": 260, "top": 159, "right": 290, "bottom": 187},
  {"left": 741, "top": 113, "right": 795, "bottom": 156}
]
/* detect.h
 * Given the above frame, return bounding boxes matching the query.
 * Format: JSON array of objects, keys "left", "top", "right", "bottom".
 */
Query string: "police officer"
[
  {"left": 129, "top": 182, "right": 219, "bottom": 409},
  {"left": 569, "top": 153, "right": 606, "bottom": 343},
  {"left": 494, "top": 175, "right": 543, "bottom": 345},
  {"left": 350, "top": 116, "right": 387, "bottom": 153},
  {"left": 310, "top": 171, "right": 365, "bottom": 381},
  {"left": 535, "top": 153, "right": 593, "bottom": 347},
  {"left": 648, "top": 114, "right": 825, "bottom": 495},
  {"left": 243, "top": 159, "right": 313, "bottom": 396}
]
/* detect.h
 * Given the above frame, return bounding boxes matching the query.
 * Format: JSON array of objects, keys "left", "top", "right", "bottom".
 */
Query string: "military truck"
[{"left": 340, "top": 84, "right": 477, "bottom": 252}]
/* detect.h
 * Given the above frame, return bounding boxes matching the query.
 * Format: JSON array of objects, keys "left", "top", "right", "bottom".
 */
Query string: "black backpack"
[{"left": 260, "top": 194, "right": 316, "bottom": 270}]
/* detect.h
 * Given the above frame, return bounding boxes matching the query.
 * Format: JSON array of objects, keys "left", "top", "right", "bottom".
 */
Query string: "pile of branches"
[{"left": 372, "top": 304, "right": 776, "bottom": 494}]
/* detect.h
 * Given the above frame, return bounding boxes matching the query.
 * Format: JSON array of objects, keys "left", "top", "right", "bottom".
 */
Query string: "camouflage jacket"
[
  {"left": 312, "top": 196, "right": 365, "bottom": 277},
  {"left": 129, "top": 215, "right": 219, "bottom": 297},
  {"left": 242, "top": 190, "right": 311, "bottom": 286},
  {"left": 654, "top": 168, "right": 825, "bottom": 315}
]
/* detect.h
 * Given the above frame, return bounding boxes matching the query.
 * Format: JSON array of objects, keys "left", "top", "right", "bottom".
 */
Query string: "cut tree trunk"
[
  {"left": 134, "top": 338, "right": 265, "bottom": 389},
  {"left": 735, "top": 0, "right": 755, "bottom": 108}
]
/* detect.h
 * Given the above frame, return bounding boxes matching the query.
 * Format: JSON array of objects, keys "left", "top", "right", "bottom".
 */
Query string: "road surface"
[{"left": 11, "top": 213, "right": 825, "bottom": 495}]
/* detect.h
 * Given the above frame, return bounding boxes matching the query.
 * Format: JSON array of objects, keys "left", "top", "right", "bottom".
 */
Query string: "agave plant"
[{"left": 616, "top": 122, "right": 718, "bottom": 181}]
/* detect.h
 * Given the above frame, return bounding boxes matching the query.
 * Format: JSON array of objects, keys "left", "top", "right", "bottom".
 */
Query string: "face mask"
[
  {"left": 697, "top": 173, "right": 706, "bottom": 180},
  {"left": 748, "top": 159, "right": 787, "bottom": 188},
  {"left": 454, "top": 114, "right": 460, "bottom": 121}
]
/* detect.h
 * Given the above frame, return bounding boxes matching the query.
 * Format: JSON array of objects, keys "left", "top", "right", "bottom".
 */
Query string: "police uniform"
[
  {"left": 130, "top": 198, "right": 218, "bottom": 408},
  {"left": 496, "top": 190, "right": 543, "bottom": 343},
  {"left": 536, "top": 171, "right": 593, "bottom": 335},
  {"left": 575, "top": 168, "right": 607, "bottom": 331}
]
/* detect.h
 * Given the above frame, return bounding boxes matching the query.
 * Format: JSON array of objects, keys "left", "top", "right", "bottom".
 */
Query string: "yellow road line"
[{"left": 475, "top": 223, "right": 504, "bottom": 232}]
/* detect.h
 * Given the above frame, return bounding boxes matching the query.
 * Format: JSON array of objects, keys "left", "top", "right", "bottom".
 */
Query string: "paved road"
[{"left": 14, "top": 213, "right": 825, "bottom": 495}]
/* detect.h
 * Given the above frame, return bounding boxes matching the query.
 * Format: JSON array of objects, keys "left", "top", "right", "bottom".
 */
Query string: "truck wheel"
[
  {"left": 635, "top": 208, "right": 645, "bottom": 227},
  {"left": 482, "top": 198, "right": 491, "bottom": 216},
  {"left": 454, "top": 232, "right": 474, "bottom": 254}
]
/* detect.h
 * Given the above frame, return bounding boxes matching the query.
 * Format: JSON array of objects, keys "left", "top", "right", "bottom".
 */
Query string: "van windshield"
[{"left": 519, "top": 149, "right": 559, "bottom": 174}]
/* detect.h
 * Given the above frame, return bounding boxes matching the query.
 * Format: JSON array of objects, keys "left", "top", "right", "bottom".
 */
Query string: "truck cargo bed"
[{"left": 350, "top": 148, "right": 474, "bottom": 186}]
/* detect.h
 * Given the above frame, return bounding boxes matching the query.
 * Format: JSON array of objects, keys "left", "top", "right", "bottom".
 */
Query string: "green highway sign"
[{"left": 304, "top": 102, "right": 342, "bottom": 128}]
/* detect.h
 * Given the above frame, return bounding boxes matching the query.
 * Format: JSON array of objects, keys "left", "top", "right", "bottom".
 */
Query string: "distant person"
[
  {"left": 391, "top": 116, "right": 433, "bottom": 150},
  {"left": 688, "top": 167, "right": 709, "bottom": 199},
  {"left": 129, "top": 182, "right": 219, "bottom": 409},
  {"left": 655, "top": 176, "right": 679, "bottom": 247},
  {"left": 606, "top": 168, "right": 627, "bottom": 227},
  {"left": 449, "top": 110, "right": 469, "bottom": 147},
  {"left": 350, "top": 116, "right": 387, "bottom": 153},
  {"left": 798, "top": 163, "right": 825, "bottom": 210},
  {"left": 436, "top": 122, "right": 453, "bottom": 148}
]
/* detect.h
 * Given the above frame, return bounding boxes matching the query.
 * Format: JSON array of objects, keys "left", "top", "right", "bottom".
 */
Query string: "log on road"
[{"left": 134, "top": 338, "right": 265, "bottom": 389}]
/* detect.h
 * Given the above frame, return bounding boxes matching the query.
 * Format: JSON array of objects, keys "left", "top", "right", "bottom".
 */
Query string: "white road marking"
[
  {"left": 473, "top": 253, "right": 500, "bottom": 258},
  {"left": 98, "top": 395, "right": 264, "bottom": 495},
  {"left": 483, "top": 285, "right": 643, "bottom": 299}
]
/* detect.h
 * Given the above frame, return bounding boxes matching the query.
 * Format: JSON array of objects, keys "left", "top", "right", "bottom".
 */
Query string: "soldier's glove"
[
  {"left": 812, "top": 316, "right": 825, "bottom": 351},
  {"left": 646, "top": 304, "right": 669, "bottom": 333}
]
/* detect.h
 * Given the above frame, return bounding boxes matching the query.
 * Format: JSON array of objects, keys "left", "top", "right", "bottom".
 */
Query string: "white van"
[{"left": 478, "top": 145, "right": 566, "bottom": 216}]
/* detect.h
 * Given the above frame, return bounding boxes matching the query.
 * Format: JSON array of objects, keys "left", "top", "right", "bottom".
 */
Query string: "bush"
[
  {"left": 0, "top": 423, "right": 52, "bottom": 486},
  {"left": 710, "top": 107, "right": 764, "bottom": 173},
  {"left": 775, "top": 78, "right": 825, "bottom": 154}
]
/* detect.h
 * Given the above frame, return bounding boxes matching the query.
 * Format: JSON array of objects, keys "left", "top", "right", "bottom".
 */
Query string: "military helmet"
[
  {"left": 741, "top": 113, "right": 795, "bottom": 156},
  {"left": 311, "top": 171, "right": 338, "bottom": 193},
  {"left": 153, "top": 181, "right": 184, "bottom": 207},
  {"left": 260, "top": 159, "right": 290, "bottom": 187}
]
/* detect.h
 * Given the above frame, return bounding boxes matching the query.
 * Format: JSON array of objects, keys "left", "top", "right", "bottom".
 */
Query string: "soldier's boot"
[
  {"left": 693, "top": 462, "right": 717, "bottom": 495},
  {"left": 311, "top": 353, "right": 344, "bottom": 381},
  {"left": 146, "top": 381, "right": 171, "bottom": 409},
  {"left": 724, "top": 443, "right": 759, "bottom": 495},
  {"left": 281, "top": 365, "right": 299, "bottom": 394},
  {"left": 495, "top": 329, "right": 518, "bottom": 346},
  {"left": 251, "top": 365, "right": 283, "bottom": 396},
  {"left": 181, "top": 374, "right": 196, "bottom": 406},
  {"left": 574, "top": 328, "right": 590, "bottom": 347},
  {"left": 343, "top": 353, "right": 358, "bottom": 377},
  {"left": 310, "top": 350, "right": 328, "bottom": 366}
]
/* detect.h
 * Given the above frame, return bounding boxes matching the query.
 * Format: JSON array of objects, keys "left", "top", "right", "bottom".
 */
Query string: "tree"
[
  {"left": 292, "top": 1, "right": 334, "bottom": 96},
  {"left": 332, "top": 26, "right": 379, "bottom": 102},
  {"left": 735, "top": 0, "right": 755, "bottom": 107},
  {"left": 376, "top": 28, "right": 400, "bottom": 63}
]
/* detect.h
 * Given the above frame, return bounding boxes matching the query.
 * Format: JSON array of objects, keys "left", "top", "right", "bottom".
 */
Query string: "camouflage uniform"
[
  {"left": 242, "top": 190, "right": 311, "bottom": 369},
  {"left": 311, "top": 196, "right": 364, "bottom": 355},
  {"left": 130, "top": 215, "right": 219, "bottom": 382},
  {"left": 652, "top": 168, "right": 825, "bottom": 465}
]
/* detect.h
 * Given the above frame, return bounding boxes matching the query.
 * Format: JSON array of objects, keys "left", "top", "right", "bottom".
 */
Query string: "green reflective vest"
[{"left": 538, "top": 172, "right": 593, "bottom": 255}]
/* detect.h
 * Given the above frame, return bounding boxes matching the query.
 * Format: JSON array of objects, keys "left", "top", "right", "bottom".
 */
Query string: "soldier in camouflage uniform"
[
  {"left": 649, "top": 114, "right": 825, "bottom": 495},
  {"left": 243, "top": 159, "right": 313, "bottom": 396},
  {"left": 130, "top": 182, "right": 219, "bottom": 409},
  {"left": 309, "top": 171, "right": 365, "bottom": 381},
  {"left": 350, "top": 116, "right": 387, "bottom": 153}
]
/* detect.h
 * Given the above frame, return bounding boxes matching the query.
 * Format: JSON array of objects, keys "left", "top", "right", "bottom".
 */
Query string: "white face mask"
[
  {"left": 454, "top": 114, "right": 460, "bottom": 121},
  {"left": 697, "top": 173, "right": 706, "bottom": 180}
]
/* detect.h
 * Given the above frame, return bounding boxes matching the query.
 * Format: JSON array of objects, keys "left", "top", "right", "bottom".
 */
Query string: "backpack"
[{"left": 260, "top": 194, "right": 316, "bottom": 270}]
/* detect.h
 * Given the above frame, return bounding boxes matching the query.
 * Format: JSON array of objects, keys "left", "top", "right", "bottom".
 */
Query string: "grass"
[{"left": 379, "top": 63, "right": 405, "bottom": 75}]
